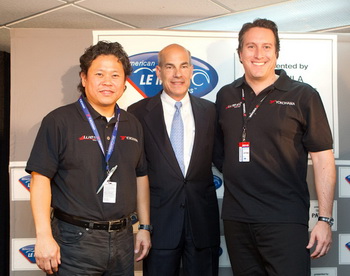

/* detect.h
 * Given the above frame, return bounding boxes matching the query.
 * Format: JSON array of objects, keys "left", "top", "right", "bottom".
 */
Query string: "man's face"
[
  {"left": 239, "top": 27, "right": 278, "bottom": 84},
  {"left": 156, "top": 45, "right": 193, "bottom": 101},
  {"left": 81, "top": 54, "right": 126, "bottom": 113}
]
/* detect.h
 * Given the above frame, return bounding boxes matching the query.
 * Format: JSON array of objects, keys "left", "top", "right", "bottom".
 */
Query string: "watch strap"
[
  {"left": 318, "top": 216, "right": 334, "bottom": 226},
  {"left": 138, "top": 224, "right": 153, "bottom": 233}
]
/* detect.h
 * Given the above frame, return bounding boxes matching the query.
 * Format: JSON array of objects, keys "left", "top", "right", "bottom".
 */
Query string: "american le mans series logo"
[
  {"left": 345, "top": 175, "right": 350, "bottom": 184},
  {"left": 18, "top": 175, "right": 31, "bottom": 191},
  {"left": 128, "top": 52, "right": 219, "bottom": 98},
  {"left": 19, "top": 244, "right": 36, "bottom": 263}
]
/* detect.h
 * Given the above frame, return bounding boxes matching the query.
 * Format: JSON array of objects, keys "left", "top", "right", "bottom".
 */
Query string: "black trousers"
[
  {"left": 224, "top": 220, "right": 310, "bottom": 276},
  {"left": 143, "top": 211, "right": 219, "bottom": 276}
]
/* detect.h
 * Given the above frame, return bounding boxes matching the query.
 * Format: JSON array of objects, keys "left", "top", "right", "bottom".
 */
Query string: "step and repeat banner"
[{"left": 10, "top": 30, "right": 345, "bottom": 276}]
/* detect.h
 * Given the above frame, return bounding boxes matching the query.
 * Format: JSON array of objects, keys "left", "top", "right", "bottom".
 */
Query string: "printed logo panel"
[
  {"left": 19, "top": 244, "right": 36, "bottom": 264},
  {"left": 10, "top": 163, "right": 31, "bottom": 201},
  {"left": 339, "top": 167, "right": 350, "bottom": 198},
  {"left": 213, "top": 175, "right": 223, "bottom": 190},
  {"left": 309, "top": 200, "right": 337, "bottom": 231},
  {"left": 212, "top": 166, "right": 224, "bottom": 198},
  {"left": 311, "top": 267, "right": 337, "bottom": 276},
  {"left": 12, "top": 238, "right": 39, "bottom": 271},
  {"left": 19, "top": 175, "right": 31, "bottom": 191},
  {"left": 339, "top": 234, "right": 350, "bottom": 264},
  {"left": 128, "top": 52, "right": 218, "bottom": 98},
  {"left": 219, "top": 236, "right": 231, "bottom": 267}
]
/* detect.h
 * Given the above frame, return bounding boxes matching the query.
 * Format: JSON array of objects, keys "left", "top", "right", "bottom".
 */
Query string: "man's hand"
[
  {"left": 35, "top": 235, "right": 61, "bottom": 274},
  {"left": 134, "top": 229, "right": 151, "bottom": 262},
  {"left": 306, "top": 221, "right": 332, "bottom": 259}
]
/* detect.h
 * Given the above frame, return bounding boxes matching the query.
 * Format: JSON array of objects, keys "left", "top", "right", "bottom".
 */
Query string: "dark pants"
[
  {"left": 51, "top": 217, "right": 134, "bottom": 276},
  {"left": 143, "top": 212, "right": 219, "bottom": 276},
  {"left": 224, "top": 220, "right": 310, "bottom": 276}
]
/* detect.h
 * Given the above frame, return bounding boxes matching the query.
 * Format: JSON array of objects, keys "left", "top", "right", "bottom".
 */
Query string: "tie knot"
[{"left": 175, "top": 101, "right": 182, "bottom": 110}]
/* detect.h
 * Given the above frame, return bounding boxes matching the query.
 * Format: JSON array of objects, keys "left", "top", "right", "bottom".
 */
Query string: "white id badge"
[
  {"left": 103, "top": 181, "right": 117, "bottom": 203},
  {"left": 239, "top": 142, "right": 250, "bottom": 162}
]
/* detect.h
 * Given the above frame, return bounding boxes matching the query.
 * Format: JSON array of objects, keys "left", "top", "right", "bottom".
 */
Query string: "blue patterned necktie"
[{"left": 170, "top": 101, "right": 185, "bottom": 175}]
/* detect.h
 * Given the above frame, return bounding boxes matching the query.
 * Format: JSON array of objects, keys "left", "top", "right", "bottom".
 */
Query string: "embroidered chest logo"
[
  {"left": 225, "top": 102, "right": 242, "bottom": 109},
  {"left": 78, "top": 135, "right": 97, "bottom": 141},
  {"left": 269, "top": 100, "right": 296, "bottom": 106},
  {"left": 120, "top": 136, "right": 138, "bottom": 143}
]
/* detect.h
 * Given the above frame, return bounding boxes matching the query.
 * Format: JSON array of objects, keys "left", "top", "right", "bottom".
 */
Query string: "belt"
[{"left": 53, "top": 209, "right": 137, "bottom": 232}]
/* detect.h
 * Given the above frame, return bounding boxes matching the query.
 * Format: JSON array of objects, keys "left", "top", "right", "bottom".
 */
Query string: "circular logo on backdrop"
[
  {"left": 128, "top": 52, "right": 219, "bottom": 98},
  {"left": 213, "top": 175, "right": 222, "bottom": 189}
]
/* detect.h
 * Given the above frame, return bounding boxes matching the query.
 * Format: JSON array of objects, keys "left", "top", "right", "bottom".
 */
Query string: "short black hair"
[{"left": 78, "top": 41, "right": 132, "bottom": 94}]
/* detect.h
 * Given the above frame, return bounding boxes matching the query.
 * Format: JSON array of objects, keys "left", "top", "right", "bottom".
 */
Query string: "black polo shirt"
[
  {"left": 26, "top": 97, "right": 147, "bottom": 220},
  {"left": 215, "top": 69, "right": 333, "bottom": 225}
]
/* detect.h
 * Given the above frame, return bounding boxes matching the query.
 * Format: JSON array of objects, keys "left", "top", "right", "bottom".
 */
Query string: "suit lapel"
[
  {"left": 187, "top": 95, "right": 209, "bottom": 176},
  {"left": 143, "top": 93, "right": 183, "bottom": 176}
]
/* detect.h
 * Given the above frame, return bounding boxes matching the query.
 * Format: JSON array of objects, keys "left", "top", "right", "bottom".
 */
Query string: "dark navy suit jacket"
[{"left": 128, "top": 92, "right": 220, "bottom": 249}]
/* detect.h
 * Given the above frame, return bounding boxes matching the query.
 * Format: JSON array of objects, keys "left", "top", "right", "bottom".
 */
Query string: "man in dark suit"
[{"left": 128, "top": 44, "right": 220, "bottom": 276}]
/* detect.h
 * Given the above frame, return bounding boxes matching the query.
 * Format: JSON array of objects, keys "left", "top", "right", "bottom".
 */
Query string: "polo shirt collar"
[
  {"left": 233, "top": 69, "right": 291, "bottom": 93},
  {"left": 75, "top": 95, "right": 122, "bottom": 123}
]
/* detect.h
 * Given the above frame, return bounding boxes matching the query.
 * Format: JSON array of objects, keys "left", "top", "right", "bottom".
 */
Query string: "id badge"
[
  {"left": 239, "top": 142, "right": 250, "bottom": 162},
  {"left": 103, "top": 181, "right": 117, "bottom": 203}
]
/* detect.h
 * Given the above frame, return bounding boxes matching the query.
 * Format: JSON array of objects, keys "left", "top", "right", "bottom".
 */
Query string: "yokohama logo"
[{"left": 270, "top": 100, "right": 295, "bottom": 106}]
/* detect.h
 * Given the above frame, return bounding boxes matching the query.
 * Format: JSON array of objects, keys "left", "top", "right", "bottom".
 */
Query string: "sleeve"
[
  {"left": 132, "top": 114, "right": 148, "bottom": 177},
  {"left": 213, "top": 91, "right": 225, "bottom": 172},
  {"left": 302, "top": 89, "right": 333, "bottom": 152},
  {"left": 25, "top": 113, "right": 60, "bottom": 178}
]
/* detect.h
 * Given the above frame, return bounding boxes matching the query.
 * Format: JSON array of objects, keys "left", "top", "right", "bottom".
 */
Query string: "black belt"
[{"left": 53, "top": 209, "right": 136, "bottom": 232}]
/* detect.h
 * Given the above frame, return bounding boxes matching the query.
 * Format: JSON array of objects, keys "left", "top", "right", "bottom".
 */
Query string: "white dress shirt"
[{"left": 161, "top": 91, "right": 195, "bottom": 175}]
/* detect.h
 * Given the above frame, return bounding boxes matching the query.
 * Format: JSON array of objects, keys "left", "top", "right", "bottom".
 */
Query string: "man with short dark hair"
[
  {"left": 214, "top": 18, "right": 336, "bottom": 275},
  {"left": 26, "top": 41, "right": 151, "bottom": 275}
]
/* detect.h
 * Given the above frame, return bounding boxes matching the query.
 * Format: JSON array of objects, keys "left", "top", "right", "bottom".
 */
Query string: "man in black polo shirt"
[
  {"left": 214, "top": 19, "right": 336, "bottom": 275},
  {"left": 26, "top": 41, "right": 151, "bottom": 275}
]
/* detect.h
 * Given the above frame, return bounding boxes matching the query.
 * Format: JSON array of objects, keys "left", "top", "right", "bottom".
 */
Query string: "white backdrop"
[{"left": 94, "top": 30, "right": 338, "bottom": 157}]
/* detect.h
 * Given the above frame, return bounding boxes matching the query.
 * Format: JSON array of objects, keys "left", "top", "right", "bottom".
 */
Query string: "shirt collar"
[
  {"left": 234, "top": 69, "right": 291, "bottom": 93},
  {"left": 160, "top": 90, "right": 190, "bottom": 108},
  {"left": 76, "top": 95, "right": 121, "bottom": 123}
]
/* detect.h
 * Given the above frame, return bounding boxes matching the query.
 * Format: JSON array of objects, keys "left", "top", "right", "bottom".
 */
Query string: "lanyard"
[
  {"left": 78, "top": 96, "right": 120, "bottom": 172},
  {"left": 241, "top": 88, "right": 271, "bottom": 141}
]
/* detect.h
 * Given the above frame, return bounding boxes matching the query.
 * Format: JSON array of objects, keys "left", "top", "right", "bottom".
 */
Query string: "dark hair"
[
  {"left": 78, "top": 41, "right": 132, "bottom": 94},
  {"left": 237, "top": 18, "right": 280, "bottom": 58}
]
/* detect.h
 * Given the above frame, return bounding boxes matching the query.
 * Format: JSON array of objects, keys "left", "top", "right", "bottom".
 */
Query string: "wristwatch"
[
  {"left": 138, "top": 224, "right": 153, "bottom": 233},
  {"left": 318, "top": 216, "right": 334, "bottom": 227}
]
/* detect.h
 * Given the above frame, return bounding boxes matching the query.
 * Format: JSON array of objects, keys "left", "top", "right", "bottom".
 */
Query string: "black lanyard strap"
[{"left": 241, "top": 88, "right": 272, "bottom": 141}]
